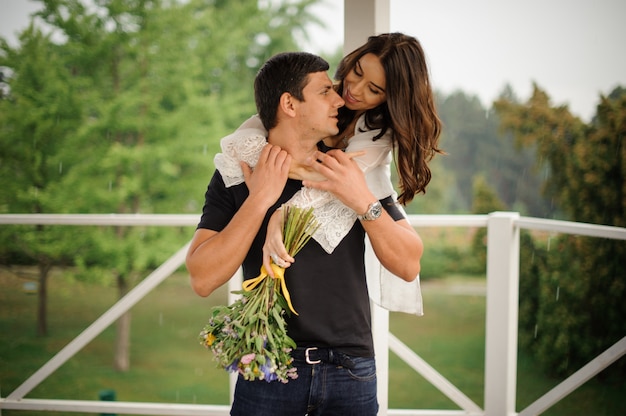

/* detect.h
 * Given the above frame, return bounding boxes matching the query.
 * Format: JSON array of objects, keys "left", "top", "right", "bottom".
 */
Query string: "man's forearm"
[{"left": 186, "top": 198, "right": 270, "bottom": 297}]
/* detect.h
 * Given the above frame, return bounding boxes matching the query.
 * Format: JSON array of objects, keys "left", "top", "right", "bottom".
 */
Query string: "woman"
[
  {"left": 330, "top": 32, "right": 442, "bottom": 204},
  {"left": 214, "top": 32, "right": 442, "bottom": 314}
]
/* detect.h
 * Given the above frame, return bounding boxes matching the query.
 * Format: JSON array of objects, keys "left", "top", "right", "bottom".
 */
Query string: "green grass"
[
  {"left": 1, "top": 269, "right": 231, "bottom": 415},
  {"left": 387, "top": 277, "right": 624, "bottom": 415},
  {"left": 388, "top": 282, "right": 486, "bottom": 409},
  {"left": 1, "top": 271, "right": 622, "bottom": 415}
]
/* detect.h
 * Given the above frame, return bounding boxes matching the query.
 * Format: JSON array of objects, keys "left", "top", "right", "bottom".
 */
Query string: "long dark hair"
[{"left": 335, "top": 33, "right": 443, "bottom": 204}]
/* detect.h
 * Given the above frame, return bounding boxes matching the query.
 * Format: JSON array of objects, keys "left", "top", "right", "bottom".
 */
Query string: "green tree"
[
  {"left": 57, "top": 0, "right": 315, "bottom": 371},
  {"left": 496, "top": 85, "right": 625, "bottom": 381},
  {"left": 1, "top": 0, "right": 323, "bottom": 369},
  {"left": 436, "top": 91, "right": 489, "bottom": 211},
  {"left": 490, "top": 85, "right": 553, "bottom": 216},
  {"left": 433, "top": 89, "right": 550, "bottom": 216},
  {"left": 404, "top": 155, "right": 459, "bottom": 215},
  {"left": 495, "top": 84, "right": 588, "bottom": 218},
  {"left": 0, "top": 25, "right": 83, "bottom": 336},
  {"left": 469, "top": 175, "right": 505, "bottom": 274}
]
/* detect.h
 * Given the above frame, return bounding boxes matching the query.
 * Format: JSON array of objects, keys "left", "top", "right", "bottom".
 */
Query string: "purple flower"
[
  {"left": 226, "top": 359, "right": 239, "bottom": 373},
  {"left": 260, "top": 360, "right": 278, "bottom": 383}
]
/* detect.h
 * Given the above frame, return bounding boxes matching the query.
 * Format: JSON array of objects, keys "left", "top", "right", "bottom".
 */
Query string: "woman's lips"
[{"left": 344, "top": 88, "right": 359, "bottom": 105}]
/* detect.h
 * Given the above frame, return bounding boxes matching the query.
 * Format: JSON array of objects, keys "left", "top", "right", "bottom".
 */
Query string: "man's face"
[{"left": 295, "top": 71, "right": 345, "bottom": 139}]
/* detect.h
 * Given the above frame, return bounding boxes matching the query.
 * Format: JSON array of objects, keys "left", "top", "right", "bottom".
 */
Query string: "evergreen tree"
[
  {"left": 469, "top": 175, "right": 505, "bottom": 274},
  {"left": 433, "top": 89, "right": 548, "bottom": 216},
  {"left": 496, "top": 85, "right": 625, "bottom": 381},
  {"left": 437, "top": 91, "right": 489, "bottom": 211},
  {"left": 0, "top": 25, "right": 83, "bottom": 336}
]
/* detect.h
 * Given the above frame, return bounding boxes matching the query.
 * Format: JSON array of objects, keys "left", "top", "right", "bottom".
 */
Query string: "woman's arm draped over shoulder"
[{"left": 303, "top": 149, "right": 422, "bottom": 281}]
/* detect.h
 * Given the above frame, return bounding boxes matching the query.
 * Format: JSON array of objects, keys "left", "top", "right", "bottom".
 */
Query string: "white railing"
[{"left": 1, "top": 212, "right": 625, "bottom": 416}]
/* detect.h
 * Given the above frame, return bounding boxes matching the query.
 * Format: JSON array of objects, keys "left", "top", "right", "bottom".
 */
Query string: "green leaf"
[{"left": 272, "top": 308, "right": 286, "bottom": 332}]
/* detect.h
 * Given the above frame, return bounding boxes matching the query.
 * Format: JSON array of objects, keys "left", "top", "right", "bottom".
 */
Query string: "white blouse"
[{"left": 214, "top": 115, "right": 423, "bottom": 316}]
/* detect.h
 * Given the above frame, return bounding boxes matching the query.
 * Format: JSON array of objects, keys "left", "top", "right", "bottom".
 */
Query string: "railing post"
[
  {"left": 372, "top": 302, "right": 389, "bottom": 416},
  {"left": 227, "top": 268, "right": 244, "bottom": 406},
  {"left": 344, "top": 0, "right": 390, "bottom": 53},
  {"left": 344, "top": 1, "right": 391, "bottom": 412},
  {"left": 484, "top": 212, "right": 520, "bottom": 416}
]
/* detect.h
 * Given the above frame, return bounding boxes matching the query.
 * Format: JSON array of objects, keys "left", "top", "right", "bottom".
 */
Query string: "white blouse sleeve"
[
  {"left": 345, "top": 128, "right": 392, "bottom": 173},
  {"left": 213, "top": 115, "right": 267, "bottom": 187},
  {"left": 346, "top": 127, "right": 395, "bottom": 200}
]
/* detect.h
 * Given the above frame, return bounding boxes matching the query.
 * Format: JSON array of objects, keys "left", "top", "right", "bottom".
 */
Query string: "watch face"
[
  {"left": 363, "top": 201, "right": 382, "bottom": 220},
  {"left": 359, "top": 201, "right": 382, "bottom": 221},
  {"left": 371, "top": 202, "right": 382, "bottom": 219}
]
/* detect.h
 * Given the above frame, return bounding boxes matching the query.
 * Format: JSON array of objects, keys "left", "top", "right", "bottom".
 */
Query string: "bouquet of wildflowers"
[{"left": 199, "top": 205, "right": 319, "bottom": 383}]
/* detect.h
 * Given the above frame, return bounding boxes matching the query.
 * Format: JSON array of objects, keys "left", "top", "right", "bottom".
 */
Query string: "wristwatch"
[{"left": 357, "top": 201, "right": 382, "bottom": 221}]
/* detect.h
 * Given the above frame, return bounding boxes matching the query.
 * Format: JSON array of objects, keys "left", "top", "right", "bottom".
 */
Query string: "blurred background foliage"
[{"left": 0, "top": 0, "right": 624, "bottom": 399}]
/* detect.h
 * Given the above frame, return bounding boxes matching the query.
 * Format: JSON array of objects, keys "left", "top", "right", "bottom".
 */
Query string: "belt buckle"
[{"left": 305, "top": 347, "right": 321, "bottom": 364}]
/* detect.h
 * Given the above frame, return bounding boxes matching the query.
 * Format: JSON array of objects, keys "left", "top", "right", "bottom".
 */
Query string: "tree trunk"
[
  {"left": 113, "top": 274, "right": 131, "bottom": 372},
  {"left": 36, "top": 263, "right": 51, "bottom": 337}
]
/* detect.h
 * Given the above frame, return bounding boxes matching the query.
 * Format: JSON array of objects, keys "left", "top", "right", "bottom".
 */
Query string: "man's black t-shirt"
[{"left": 198, "top": 170, "right": 402, "bottom": 357}]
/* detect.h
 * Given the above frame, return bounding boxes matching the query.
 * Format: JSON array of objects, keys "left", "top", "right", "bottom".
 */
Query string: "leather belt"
[{"left": 291, "top": 347, "right": 356, "bottom": 369}]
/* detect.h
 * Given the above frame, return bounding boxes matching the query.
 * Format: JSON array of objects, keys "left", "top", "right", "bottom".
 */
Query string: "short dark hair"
[{"left": 254, "top": 52, "right": 329, "bottom": 130}]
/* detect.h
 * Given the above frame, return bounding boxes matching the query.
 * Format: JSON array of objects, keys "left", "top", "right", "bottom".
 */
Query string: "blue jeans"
[{"left": 230, "top": 356, "right": 378, "bottom": 416}]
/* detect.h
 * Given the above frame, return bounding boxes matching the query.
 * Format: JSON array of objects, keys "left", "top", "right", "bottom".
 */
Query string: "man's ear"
[{"left": 279, "top": 92, "right": 297, "bottom": 118}]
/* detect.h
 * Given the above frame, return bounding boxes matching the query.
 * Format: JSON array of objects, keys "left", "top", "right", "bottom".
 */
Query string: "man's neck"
[
  {"left": 268, "top": 125, "right": 323, "bottom": 181},
  {"left": 268, "top": 125, "right": 319, "bottom": 165}
]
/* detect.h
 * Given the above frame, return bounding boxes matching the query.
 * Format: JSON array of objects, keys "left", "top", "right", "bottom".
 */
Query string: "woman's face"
[{"left": 341, "top": 53, "right": 387, "bottom": 113}]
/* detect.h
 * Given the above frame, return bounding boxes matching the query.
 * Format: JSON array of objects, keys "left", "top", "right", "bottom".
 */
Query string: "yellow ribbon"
[{"left": 242, "top": 263, "right": 298, "bottom": 315}]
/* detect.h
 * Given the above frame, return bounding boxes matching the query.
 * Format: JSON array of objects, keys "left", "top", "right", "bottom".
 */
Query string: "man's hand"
[
  {"left": 242, "top": 144, "right": 291, "bottom": 209},
  {"left": 187, "top": 144, "right": 291, "bottom": 297}
]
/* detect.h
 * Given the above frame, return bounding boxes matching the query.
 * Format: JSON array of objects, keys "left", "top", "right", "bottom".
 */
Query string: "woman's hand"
[
  {"left": 262, "top": 208, "right": 294, "bottom": 277},
  {"left": 303, "top": 149, "right": 374, "bottom": 215}
]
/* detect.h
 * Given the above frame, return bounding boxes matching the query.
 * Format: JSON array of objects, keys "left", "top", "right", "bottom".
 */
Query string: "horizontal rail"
[
  {"left": 406, "top": 214, "right": 488, "bottom": 228},
  {"left": 408, "top": 214, "right": 626, "bottom": 241},
  {"left": 517, "top": 216, "right": 626, "bottom": 240},
  {"left": 0, "top": 213, "right": 199, "bottom": 226},
  {"left": 387, "top": 411, "right": 481, "bottom": 416},
  {"left": 0, "top": 399, "right": 230, "bottom": 415},
  {"left": 2, "top": 214, "right": 624, "bottom": 242},
  {"left": 0, "top": 213, "right": 488, "bottom": 227},
  {"left": 0, "top": 398, "right": 477, "bottom": 416}
]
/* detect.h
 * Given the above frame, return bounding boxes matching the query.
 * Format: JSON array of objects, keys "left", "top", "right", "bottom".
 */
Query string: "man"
[{"left": 186, "top": 52, "right": 422, "bottom": 415}]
